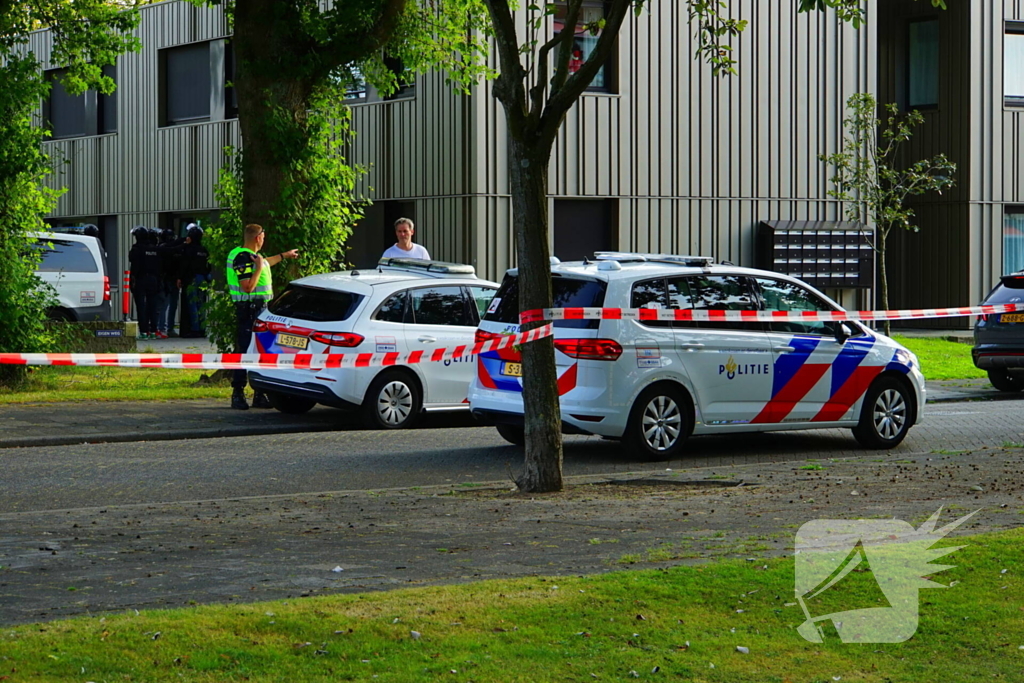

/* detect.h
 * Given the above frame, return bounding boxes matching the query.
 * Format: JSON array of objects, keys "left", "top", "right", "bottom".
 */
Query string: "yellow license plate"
[
  {"left": 999, "top": 313, "right": 1024, "bottom": 323},
  {"left": 277, "top": 333, "right": 309, "bottom": 350},
  {"left": 502, "top": 361, "right": 523, "bottom": 377}
]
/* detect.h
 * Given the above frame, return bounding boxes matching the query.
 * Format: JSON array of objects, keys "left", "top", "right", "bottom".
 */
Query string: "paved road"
[{"left": 2, "top": 399, "right": 1021, "bottom": 513}]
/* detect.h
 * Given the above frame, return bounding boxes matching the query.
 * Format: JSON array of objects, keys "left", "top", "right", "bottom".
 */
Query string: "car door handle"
[
  {"left": 679, "top": 343, "right": 705, "bottom": 350},
  {"left": 774, "top": 346, "right": 796, "bottom": 354},
  {"left": 418, "top": 335, "right": 437, "bottom": 343}
]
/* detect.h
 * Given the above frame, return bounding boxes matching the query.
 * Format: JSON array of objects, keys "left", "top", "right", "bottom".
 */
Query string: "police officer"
[
  {"left": 180, "top": 224, "right": 211, "bottom": 338},
  {"left": 158, "top": 227, "right": 181, "bottom": 338},
  {"left": 227, "top": 223, "right": 299, "bottom": 410},
  {"left": 128, "top": 226, "right": 161, "bottom": 340}
]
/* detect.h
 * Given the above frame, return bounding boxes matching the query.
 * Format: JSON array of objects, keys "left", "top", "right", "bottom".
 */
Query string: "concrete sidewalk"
[{"left": 0, "top": 378, "right": 1013, "bottom": 450}]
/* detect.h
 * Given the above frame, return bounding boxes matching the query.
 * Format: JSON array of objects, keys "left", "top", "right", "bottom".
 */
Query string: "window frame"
[
  {"left": 1003, "top": 206, "right": 1024, "bottom": 274},
  {"left": 160, "top": 41, "right": 214, "bottom": 127},
  {"left": 1005, "top": 22, "right": 1024, "bottom": 108},
  {"left": 406, "top": 285, "right": 476, "bottom": 327},
  {"left": 552, "top": 0, "right": 617, "bottom": 94},
  {"left": 907, "top": 17, "right": 940, "bottom": 110},
  {"left": 44, "top": 66, "right": 118, "bottom": 140}
]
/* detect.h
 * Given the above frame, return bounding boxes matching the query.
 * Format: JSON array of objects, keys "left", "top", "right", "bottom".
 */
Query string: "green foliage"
[
  {"left": 0, "top": 1, "right": 140, "bottom": 386},
  {"left": 0, "top": 56, "right": 66, "bottom": 386},
  {"left": 203, "top": 88, "right": 366, "bottom": 352},
  {"left": 686, "top": 1, "right": 748, "bottom": 76},
  {"left": 820, "top": 93, "right": 957, "bottom": 328}
]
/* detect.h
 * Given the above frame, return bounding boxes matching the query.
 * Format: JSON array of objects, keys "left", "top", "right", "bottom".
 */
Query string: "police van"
[
  {"left": 247, "top": 259, "right": 499, "bottom": 429},
  {"left": 30, "top": 231, "right": 111, "bottom": 321},
  {"left": 468, "top": 252, "right": 925, "bottom": 460}
]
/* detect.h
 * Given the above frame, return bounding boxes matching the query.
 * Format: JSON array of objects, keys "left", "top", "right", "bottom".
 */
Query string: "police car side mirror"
[{"left": 834, "top": 322, "right": 852, "bottom": 345}]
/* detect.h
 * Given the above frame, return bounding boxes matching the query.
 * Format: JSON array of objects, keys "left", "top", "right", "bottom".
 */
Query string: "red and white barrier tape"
[
  {"left": 0, "top": 325, "right": 553, "bottom": 369},
  {"left": 4, "top": 302, "right": 1022, "bottom": 369},
  {"left": 519, "top": 303, "right": 1024, "bottom": 324}
]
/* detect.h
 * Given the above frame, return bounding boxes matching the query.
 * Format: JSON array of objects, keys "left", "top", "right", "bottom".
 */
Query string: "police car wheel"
[
  {"left": 852, "top": 377, "right": 913, "bottom": 449},
  {"left": 624, "top": 384, "right": 692, "bottom": 461},
  {"left": 266, "top": 391, "right": 316, "bottom": 414},
  {"left": 987, "top": 369, "right": 1024, "bottom": 393},
  {"left": 495, "top": 423, "right": 525, "bottom": 446},
  {"left": 361, "top": 371, "right": 421, "bottom": 430}
]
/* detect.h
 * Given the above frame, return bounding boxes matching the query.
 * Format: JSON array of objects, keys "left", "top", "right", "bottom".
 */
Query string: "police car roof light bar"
[
  {"left": 377, "top": 257, "right": 477, "bottom": 277},
  {"left": 593, "top": 252, "right": 715, "bottom": 268}
]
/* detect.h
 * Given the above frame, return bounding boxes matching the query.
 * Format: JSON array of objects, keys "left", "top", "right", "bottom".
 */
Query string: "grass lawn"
[
  {"left": 0, "top": 366, "right": 230, "bottom": 404},
  {"left": 892, "top": 335, "right": 985, "bottom": 381},
  {"left": 2, "top": 528, "right": 1020, "bottom": 682}
]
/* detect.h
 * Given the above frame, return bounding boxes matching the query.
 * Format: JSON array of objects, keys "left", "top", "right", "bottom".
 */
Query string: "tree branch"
[{"left": 539, "top": 0, "right": 632, "bottom": 144}]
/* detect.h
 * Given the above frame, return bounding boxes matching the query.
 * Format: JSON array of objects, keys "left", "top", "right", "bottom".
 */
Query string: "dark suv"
[{"left": 973, "top": 270, "right": 1024, "bottom": 392}]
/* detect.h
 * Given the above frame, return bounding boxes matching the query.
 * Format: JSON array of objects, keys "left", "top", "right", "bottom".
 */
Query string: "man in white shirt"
[{"left": 382, "top": 217, "right": 431, "bottom": 260}]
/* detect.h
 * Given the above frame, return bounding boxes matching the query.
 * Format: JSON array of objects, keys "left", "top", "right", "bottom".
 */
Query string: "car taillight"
[
  {"left": 102, "top": 276, "right": 110, "bottom": 302},
  {"left": 310, "top": 331, "right": 364, "bottom": 347},
  {"left": 475, "top": 329, "right": 502, "bottom": 343},
  {"left": 253, "top": 319, "right": 269, "bottom": 332},
  {"left": 554, "top": 339, "right": 623, "bottom": 361}
]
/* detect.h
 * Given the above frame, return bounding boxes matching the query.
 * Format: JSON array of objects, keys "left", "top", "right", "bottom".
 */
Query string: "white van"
[
  {"left": 31, "top": 231, "right": 111, "bottom": 321},
  {"left": 469, "top": 253, "right": 926, "bottom": 460}
]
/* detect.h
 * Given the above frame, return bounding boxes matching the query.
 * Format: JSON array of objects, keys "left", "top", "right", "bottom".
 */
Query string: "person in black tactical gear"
[
  {"left": 82, "top": 224, "right": 100, "bottom": 239},
  {"left": 128, "top": 226, "right": 161, "bottom": 340},
  {"left": 180, "top": 224, "right": 211, "bottom": 338},
  {"left": 157, "top": 228, "right": 181, "bottom": 338}
]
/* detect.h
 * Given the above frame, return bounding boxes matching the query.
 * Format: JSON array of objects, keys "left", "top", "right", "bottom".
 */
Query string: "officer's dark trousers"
[
  {"left": 133, "top": 277, "right": 160, "bottom": 335},
  {"left": 233, "top": 300, "right": 266, "bottom": 390}
]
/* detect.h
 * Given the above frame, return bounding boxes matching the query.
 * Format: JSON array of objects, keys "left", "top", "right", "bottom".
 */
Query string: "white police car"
[
  {"left": 247, "top": 259, "right": 498, "bottom": 429},
  {"left": 469, "top": 253, "right": 925, "bottom": 459}
]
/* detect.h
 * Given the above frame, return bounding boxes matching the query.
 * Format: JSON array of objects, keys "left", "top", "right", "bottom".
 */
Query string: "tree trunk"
[
  {"left": 508, "top": 137, "right": 563, "bottom": 493},
  {"left": 233, "top": 0, "right": 312, "bottom": 230}
]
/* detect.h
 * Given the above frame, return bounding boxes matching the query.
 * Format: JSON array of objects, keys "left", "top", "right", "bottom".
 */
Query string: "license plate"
[
  {"left": 999, "top": 313, "right": 1024, "bottom": 323},
  {"left": 502, "top": 361, "right": 523, "bottom": 377},
  {"left": 277, "top": 333, "right": 309, "bottom": 350}
]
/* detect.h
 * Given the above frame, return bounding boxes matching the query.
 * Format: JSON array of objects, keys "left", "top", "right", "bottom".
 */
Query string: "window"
[
  {"left": 630, "top": 278, "right": 671, "bottom": 328},
  {"left": 45, "top": 65, "right": 117, "bottom": 139},
  {"left": 483, "top": 274, "right": 607, "bottom": 330},
  {"left": 468, "top": 286, "right": 497, "bottom": 322},
  {"left": 343, "top": 66, "right": 367, "bottom": 101},
  {"left": 1005, "top": 208, "right": 1024, "bottom": 274},
  {"left": 383, "top": 55, "right": 415, "bottom": 100},
  {"left": 686, "top": 275, "right": 760, "bottom": 331},
  {"left": 409, "top": 287, "right": 473, "bottom": 326},
  {"left": 225, "top": 42, "right": 238, "bottom": 119},
  {"left": 267, "top": 285, "right": 364, "bottom": 322},
  {"left": 908, "top": 18, "right": 939, "bottom": 108},
  {"left": 754, "top": 277, "right": 839, "bottom": 336},
  {"left": 32, "top": 239, "right": 99, "bottom": 273},
  {"left": 375, "top": 291, "right": 408, "bottom": 323},
  {"left": 553, "top": 1, "right": 613, "bottom": 92},
  {"left": 163, "top": 42, "right": 212, "bottom": 124},
  {"left": 1006, "top": 23, "right": 1024, "bottom": 106}
]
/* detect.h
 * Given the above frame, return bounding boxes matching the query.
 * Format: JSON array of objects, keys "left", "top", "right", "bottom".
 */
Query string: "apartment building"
[{"left": 29, "top": 0, "right": 1024, "bottom": 323}]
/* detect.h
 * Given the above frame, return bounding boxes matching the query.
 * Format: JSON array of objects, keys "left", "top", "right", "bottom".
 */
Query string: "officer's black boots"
[
  {"left": 231, "top": 388, "right": 249, "bottom": 410},
  {"left": 252, "top": 392, "right": 273, "bottom": 409}
]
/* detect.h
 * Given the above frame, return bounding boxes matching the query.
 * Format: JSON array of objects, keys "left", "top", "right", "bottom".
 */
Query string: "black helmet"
[
  {"left": 186, "top": 223, "right": 204, "bottom": 241},
  {"left": 82, "top": 224, "right": 99, "bottom": 238},
  {"left": 131, "top": 225, "right": 149, "bottom": 241},
  {"left": 160, "top": 228, "right": 175, "bottom": 243}
]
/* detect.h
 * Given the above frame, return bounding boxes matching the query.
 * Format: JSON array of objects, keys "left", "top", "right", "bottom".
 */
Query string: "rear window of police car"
[
  {"left": 32, "top": 239, "right": 98, "bottom": 273},
  {"left": 269, "top": 285, "right": 364, "bottom": 322},
  {"left": 484, "top": 274, "right": 606, "bottom": 329},
  {"left": 984, "top": 273, "right": 1024, "bottom": 304}
]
